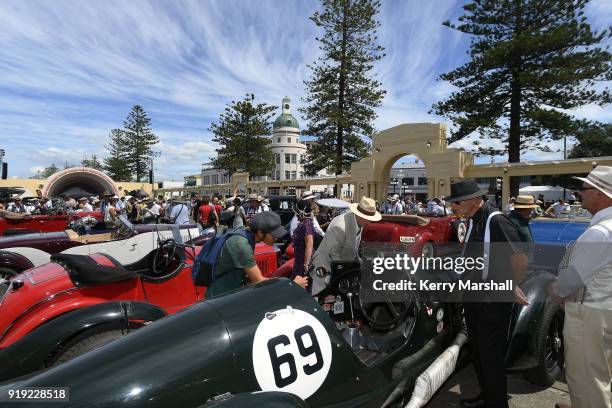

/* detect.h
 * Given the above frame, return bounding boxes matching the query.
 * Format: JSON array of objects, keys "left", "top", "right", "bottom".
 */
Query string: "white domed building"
[
  {"left": 269, "top": 97, "right": 307, "bottom": 182},
  {"left": 200, "top": 96, "right": 351, "bottom": 198}
]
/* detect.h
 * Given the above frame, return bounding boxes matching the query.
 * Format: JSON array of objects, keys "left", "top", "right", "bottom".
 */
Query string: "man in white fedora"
[
  {"left": 310, "top": 196, "right": 381, "bottom": 294},
  {"left": 551, "top": 165, "right": 612, "bottom": 408}
]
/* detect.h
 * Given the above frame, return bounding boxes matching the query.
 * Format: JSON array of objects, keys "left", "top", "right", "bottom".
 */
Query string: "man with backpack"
[{"left": 201, "top": 212, "right": 308, "bottom": 298}]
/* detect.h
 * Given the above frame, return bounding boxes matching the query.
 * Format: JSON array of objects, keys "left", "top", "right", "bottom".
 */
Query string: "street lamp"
[{"left": 390, "top": 177, "right": 398, "bottom": 195}]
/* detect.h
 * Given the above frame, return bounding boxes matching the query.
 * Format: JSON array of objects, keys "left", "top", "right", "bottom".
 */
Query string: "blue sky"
[{"left": 1, "top": 0, "right": 610, "bottom": 181}]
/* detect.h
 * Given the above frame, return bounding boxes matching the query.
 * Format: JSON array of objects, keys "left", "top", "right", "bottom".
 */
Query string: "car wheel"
[
  {"left": 523, "top": 302, "right": 564, "bottom": 387},
  {"left": 0, "top": 267, "right": 19, "bottom": 280},
  {"left": 50, "top": 327, "right": 129, "bottom": 367},
  {"left": 452, "top": 220, "right": 467, "bottom": 243},
  {"left": 421, "top": 241, "right": 435, "bottom": 258}
]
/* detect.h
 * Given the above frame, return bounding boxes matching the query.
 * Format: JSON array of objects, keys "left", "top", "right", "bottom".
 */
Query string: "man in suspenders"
[
  {"left": 446, "top": 179, "right": 527, "bottom": 408},
  {"left": 551, "top": 166, "right": 612, "bottom": 408}
]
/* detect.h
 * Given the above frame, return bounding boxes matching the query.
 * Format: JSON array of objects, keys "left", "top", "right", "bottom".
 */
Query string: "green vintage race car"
[{"left": 0, "top": 261, "right": 467, "bottom": 408}]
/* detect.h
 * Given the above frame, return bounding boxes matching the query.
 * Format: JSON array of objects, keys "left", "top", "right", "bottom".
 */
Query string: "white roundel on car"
[{"left": 252, "top": 306, "right": 332, "bottom": 400}]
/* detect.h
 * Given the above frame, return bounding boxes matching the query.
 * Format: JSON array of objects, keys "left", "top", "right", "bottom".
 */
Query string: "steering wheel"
[
  {"left": 151, "top": 239, "right": 179, "bottom": 277},
  {"left": 358, "top": 276, "right": 414, "bottom": 331}
]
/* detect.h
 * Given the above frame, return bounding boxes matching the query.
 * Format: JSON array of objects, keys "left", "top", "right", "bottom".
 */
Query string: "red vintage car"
[
  {"left": 274, "top": 214, "right": 466, "bottom": 277},
  {"left": 0, "top": 240, "right": 278, "bottom": 380},
  {"left": 362, "top": 214, "right": 466, "bottom": 255},
  {"left": 0, "top": 210, "right": 102, "bottom": 236}
]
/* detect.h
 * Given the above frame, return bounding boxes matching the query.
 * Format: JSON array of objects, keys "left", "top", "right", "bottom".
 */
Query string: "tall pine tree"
[
  {"left": 300, "top": 0, "right": 385, "bottom": 179},
  {"left": 210, "top": 94, "right": 276, "bottom": 177},
  {"left": 123, "top": 105, "right": 159, "bottom": 182},
  {"left": 104, "top": 129, "right": 132, "bottom": 181},
  {"left": 431, "top": 0, "right": 611, "bottom": 194}
]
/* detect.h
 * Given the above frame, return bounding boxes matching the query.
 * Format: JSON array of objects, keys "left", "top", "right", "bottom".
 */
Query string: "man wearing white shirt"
[
  {"left": 551, "top": 166, "right": 612, "bottom": 408},
  {"left": 546, "top": 198, "right": 570, "bottom": 217},
  {"left": 142, "top": 200, "right": 161, "bottom": 224},
  {"left": 169, "top": 200, "right": 191, "bottom": 225}
]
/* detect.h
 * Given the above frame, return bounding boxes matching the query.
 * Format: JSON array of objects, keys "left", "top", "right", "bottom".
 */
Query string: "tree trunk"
[
  {"left": 335, "top": 0, "right": 349, "bottom": 198},
  {"left": 508, "top": 0, "right": 523, "bottom": 198},
  {"left": 509, "top": 77, "right": 521, "bottom": 197}
]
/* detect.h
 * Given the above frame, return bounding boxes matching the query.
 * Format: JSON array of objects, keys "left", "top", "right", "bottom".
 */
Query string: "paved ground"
[{"left": 427, "top": 365, "right": 570, "bottom": 408}]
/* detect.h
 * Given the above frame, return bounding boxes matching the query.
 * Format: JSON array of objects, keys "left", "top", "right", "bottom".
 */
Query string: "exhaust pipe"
[{"left": 403, "top": 331, "right": 468, "bottom": 408}]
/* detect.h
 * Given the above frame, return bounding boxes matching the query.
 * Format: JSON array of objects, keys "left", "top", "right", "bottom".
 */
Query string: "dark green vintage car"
[{"left": 0, "top": 262, "right": 466, "bottom": 408}]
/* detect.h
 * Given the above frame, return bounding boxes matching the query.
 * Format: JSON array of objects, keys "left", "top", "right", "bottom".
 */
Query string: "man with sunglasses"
[
  {"left": 446, "top": 179, "right": 526, "bottom": 408},
  {"left": 550, "top": 165, "right": 612, "bottom": 408}
]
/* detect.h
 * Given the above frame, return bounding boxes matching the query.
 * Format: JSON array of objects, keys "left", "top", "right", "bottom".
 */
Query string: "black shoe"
[{"left": 460, "top": 396, "right": 486, "bottom": 408}]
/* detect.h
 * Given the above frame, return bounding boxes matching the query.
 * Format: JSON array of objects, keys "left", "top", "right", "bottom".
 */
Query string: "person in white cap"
[
  {"left": 78, "top": 197, "right": 93, "bottom": 212},
  {"left": 550, "top": 165, "right": 612, "bottom": 408},
  {"left": 289, "top": 191, "right": 325, "bottom": 238},
  {"left": 310, "top": 196, "right": 381, "bottom": 294}
]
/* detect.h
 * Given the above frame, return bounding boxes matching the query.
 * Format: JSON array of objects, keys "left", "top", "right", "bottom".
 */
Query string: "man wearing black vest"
[{"left": 446, "top": 179, "right": 527, "bottom": 408}]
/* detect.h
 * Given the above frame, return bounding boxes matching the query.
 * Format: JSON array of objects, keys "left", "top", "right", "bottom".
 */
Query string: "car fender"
[
  {"left": 0, "top": 249, "right": 38, "bottom": 272},
  {"left": 505, "top": 271, "right": 556, "bottom": 371},
  {"left": 413, "top": 231, "right": 434, "bottom": 254},
  {"left": 0, "top": 300, "right": 167, "bottom": 381},
  {"left": 0, "top": 297, "right": 111, "bottom": 348}
]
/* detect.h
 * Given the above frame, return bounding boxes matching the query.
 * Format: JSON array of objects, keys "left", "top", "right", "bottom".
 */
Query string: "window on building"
[
  {"left": 300, "top": 172, "right": 304, "bottom": 179},
  {"left": 275, "top": 153, "right": 280, "bottom": 164},
  {"left": 290, "top": 154, "right": 297, "bottom": 164},
  {"left": 211, "top": 174, "right": 218, "bottom": 184},
  {"left": 285, "top": 154, "right": 291, "bottom": 164},
  {"left": 403, "top": 177, "right": 414, "bottom": 186},
  {"left": 276, "top": 170, "right": 280, "bottom": 180},
  {"left": 285, "top": 171, "right": 290, "bottom": 180},
  {"left": 291, "top": 171, "right": 297, "bottom": 179},
  {"left": 203, "top": 175, "right": 210, "bottom": 185},
  {"left": 288, "top": 137, "right": 291, "bottom": 143},
  {"left": 277, "top": 138, "right": 281, "bottom": 143},
  {"left": 418, "top": 177, "right": 428, "bottom": 186}
]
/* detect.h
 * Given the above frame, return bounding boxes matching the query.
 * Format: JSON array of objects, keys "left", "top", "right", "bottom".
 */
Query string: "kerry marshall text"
[{"left": 372, "top": 279, "right": 514, "bottom": 292}]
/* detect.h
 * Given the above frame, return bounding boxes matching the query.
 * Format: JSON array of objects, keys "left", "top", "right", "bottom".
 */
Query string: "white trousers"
[{"left": 564, "top": 302, "right": 612, "bottom": 408}]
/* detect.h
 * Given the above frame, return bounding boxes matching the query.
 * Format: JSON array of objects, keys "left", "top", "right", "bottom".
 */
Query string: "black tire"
[
  {"left": 0, "top": 267, "right": 19, "bottom": 280},
  {"left": 50, "top": 327, "right": 128, "bottom": 367},
  {"left": 523, "top": 302, "right": 564, "bottom": 387}
]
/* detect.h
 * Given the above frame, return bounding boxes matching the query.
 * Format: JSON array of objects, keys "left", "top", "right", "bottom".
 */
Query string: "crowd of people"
[{"left": 378, "top": 193, "right": 448, "bottom": 215}]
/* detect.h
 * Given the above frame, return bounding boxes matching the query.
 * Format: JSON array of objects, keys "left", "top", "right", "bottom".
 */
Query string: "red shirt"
[
  {"left": 214, "top": 204, "right": 222, "bottom": 214},
  {"left": 198, "top": 204, "right": 215, "bottom": 224}
]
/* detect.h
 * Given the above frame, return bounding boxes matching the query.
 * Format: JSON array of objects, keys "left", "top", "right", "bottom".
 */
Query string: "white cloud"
[{"left": 0, "top": 0, "right": 609, "bottom": 181}]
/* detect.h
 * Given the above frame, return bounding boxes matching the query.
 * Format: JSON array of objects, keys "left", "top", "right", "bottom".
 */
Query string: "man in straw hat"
[
  {"left": 446, "top": 179, "right": 526, "bottom": 408},
  {"left": 310, "top": 196, "right": 381, "bottom": 295},
  {"left": 508, "top": 195, "right": 540, "bottom": 306},
  {"left": 550, "top": 166, "right": 612, "bottom": 408}
]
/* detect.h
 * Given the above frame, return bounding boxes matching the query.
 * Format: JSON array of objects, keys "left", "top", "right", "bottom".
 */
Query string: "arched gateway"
[
  {"left": 42, "top": 167, "right": 119, "bottom": 198},
  {"left": 350, "top": 123, "right": 473, "bottom": 202}
]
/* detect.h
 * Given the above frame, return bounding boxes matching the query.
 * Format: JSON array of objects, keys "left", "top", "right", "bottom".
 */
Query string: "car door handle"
[{"left": 129, "top": 243, "right": 138, "bottom": 251}]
